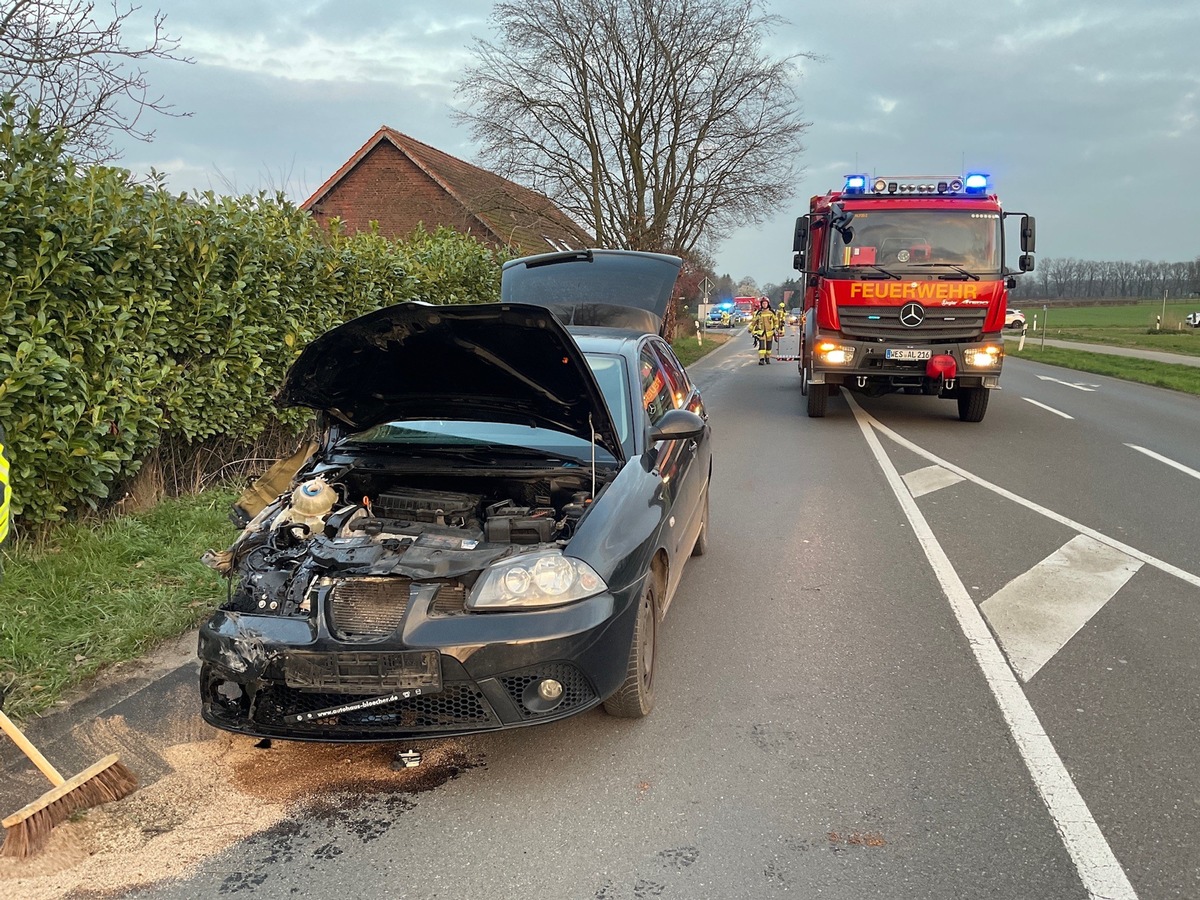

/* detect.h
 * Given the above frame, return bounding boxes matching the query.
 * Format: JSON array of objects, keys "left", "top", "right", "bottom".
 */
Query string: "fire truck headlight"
[
  {"left": 964, "top": 346, "right": 1003, "bottom": 367},
  {"left": 816, "top": 342, "right": 855, "bottom": 365}
]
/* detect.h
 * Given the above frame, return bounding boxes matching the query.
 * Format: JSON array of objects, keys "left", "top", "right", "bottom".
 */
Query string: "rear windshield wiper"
[{"left": 910, "top": 263, "right": 980, "bottom": 281}]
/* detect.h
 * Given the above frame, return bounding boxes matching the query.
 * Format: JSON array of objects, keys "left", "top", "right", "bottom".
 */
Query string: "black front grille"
[
  {"left": 253, "top": 683, "right": 500, "bottom": 733},
  {"left": 429, "top": 582, "right": 468, "bottom": 616},
  {"left": 329, "top": 576, "right": 412, "bottom": 638},
  {"left": 499, "top": 663, "right": 597, "bottom": 719},
  {"left": 838, "top": 305, "right": 987, "bottom": 341}
]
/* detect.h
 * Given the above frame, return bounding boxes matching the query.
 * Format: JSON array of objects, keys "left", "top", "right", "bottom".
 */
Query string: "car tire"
[
  {"left": 604, "top": 580, "right": 657, "bottom": 718},
  {"left": 691, "top": 488, "right": 709, "bottom": 557},
  {"left": 807, "top": 381, "right": 828, "bottom": 417},
  {"left": 957, "top": 387, "right": 990, "bottom": 422}
]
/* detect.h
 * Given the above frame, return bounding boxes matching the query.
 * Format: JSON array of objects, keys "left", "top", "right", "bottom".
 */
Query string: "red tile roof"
[{"left": 302, "top": 127, "right": 593, "bottom": 256}]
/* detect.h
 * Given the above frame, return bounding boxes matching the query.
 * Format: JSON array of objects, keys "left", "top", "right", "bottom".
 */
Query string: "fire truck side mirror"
[
  {"left": 792, "top": 217, "right": 808, "bottom": 253},
  {"left": 793, "top": 250, "right": 806, "bottom": 272},
  {"left": 1020, "top": 215, "right": 1036, "bottom": 252},
  {"left": 1019, "top": 254, "right": 1036, "bottom": 273},
  {"left": 1006, "top": 276, "right": 1018, "bottom": 289}
]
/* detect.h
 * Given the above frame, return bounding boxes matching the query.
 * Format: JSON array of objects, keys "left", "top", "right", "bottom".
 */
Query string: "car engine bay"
[{"left": 205, "top": 466, "right": 604, "bottom": 620}]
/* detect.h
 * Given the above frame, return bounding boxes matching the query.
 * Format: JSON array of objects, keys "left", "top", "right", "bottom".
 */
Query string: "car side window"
[
  {"left": 639, "top": 347, "right": 674, "bottom": 427},
  {"left": 650, "top": 339, "right": 706, "bottom": 418}
]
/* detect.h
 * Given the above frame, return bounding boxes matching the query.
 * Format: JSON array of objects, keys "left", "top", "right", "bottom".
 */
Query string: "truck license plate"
[{"left": 885, "top": 348, "right": 932, "bottom": 361}]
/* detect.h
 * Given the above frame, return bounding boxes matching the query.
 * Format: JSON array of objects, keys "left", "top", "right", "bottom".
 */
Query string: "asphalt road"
[{"left": 7, "top": 334, "right": 1198, "bottom": 899}]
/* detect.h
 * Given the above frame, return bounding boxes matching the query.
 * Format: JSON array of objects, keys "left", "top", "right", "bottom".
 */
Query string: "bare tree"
[
  {"left": 456, "top": 0, "right": 813, "bottom": 260},
  {"left": 0, "top": 0, "right": 190, "bottom": 161}
]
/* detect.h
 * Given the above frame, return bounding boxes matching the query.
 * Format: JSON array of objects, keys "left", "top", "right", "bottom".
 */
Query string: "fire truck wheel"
[
  {"left": 807, "top": 383, "right": 828, "bottom": 417},
  {"left": 957, "top": 387, "right": 990, "bottom": 422}
]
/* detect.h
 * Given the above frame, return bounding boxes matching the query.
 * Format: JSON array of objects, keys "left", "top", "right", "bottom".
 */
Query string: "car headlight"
[
  {"left": 964, "top": 345, "right": 1003, "bottom": 367},
  {"left": 467, "top": 550, "right": 607, "bottom": 610}
]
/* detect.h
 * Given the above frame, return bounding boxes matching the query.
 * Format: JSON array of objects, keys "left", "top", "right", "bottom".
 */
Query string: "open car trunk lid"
[{"left": 501, "top": 249, "right": 682, "bottom": 335}]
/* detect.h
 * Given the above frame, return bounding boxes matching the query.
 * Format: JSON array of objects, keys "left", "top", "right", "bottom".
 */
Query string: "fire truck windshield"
[{"left": 828, "top": 210, "right": 1001, "bottom": 274}]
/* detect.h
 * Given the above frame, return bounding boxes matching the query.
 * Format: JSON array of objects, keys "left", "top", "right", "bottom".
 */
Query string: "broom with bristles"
[{"left": 0, "top": 688, "right": 137, "bottom": 858}]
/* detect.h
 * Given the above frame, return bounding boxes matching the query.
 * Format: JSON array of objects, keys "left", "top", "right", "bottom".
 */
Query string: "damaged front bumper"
[{"left": 198, "top": 586, "right": 633, "bottom": 742}]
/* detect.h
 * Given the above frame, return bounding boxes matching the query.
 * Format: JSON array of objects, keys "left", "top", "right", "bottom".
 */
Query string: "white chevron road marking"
[
  {"left": 981, "top": 535, "right": 1143, "bottom": 682},
  {"left": 903, "top": 464, "right": 965, "bottom": 497},
  {"left": 848, "top": 394, "right": 1140, "bottom": 900}
]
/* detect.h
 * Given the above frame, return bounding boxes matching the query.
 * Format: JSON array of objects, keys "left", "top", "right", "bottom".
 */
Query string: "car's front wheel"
[{"left": 604, "top": 580, "right": 657, "bottom": 718}]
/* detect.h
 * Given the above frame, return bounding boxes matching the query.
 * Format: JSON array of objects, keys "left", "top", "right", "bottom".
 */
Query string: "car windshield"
[
  {"left": 342, "top": 351, "right": 631, "bottom": 462},
  {"left": 829, "top": 209, "right": 1002, "bottom": 273}
]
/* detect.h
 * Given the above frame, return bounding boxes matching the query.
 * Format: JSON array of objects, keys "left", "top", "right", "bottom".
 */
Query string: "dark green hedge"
[{"left": 0, "top": 105, "right": 505, "bottom": 527}]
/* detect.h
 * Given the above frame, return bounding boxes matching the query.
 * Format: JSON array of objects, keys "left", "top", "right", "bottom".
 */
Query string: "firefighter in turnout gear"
[{"left": 750, "top": 298, "right": 778, "bottom": 364}]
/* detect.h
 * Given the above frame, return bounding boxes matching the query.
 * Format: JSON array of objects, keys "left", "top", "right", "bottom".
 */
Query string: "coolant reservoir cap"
[{"left": 291, "top": 477, "right": 337, "bottom": 517}]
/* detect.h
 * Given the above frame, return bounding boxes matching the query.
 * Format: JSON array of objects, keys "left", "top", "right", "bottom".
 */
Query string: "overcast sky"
[{"left": 109, "top": 0, "right": 1200, "bottom": 288}]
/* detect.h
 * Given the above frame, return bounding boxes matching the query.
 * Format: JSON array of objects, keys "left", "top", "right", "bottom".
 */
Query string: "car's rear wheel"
[{"left": 604, "top": 580, "right": 657, "bottom": 718}]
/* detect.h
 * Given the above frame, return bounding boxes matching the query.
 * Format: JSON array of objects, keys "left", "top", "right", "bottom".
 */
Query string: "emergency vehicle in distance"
[{"left": 792, "top": 173, "right": 1035, "bottom": 422}]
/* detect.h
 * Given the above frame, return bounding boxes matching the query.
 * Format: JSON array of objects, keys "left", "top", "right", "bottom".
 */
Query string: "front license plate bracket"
[{"left": 282, "top": 650, "right": 442, "bottom": 694}]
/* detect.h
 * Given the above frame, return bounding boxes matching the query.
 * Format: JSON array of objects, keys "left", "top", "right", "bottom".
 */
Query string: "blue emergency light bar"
[
  {"left": 841, "top": 173, "right": 992, "bottom": 197},
  {"left": 963, "top": 173, "right": 989, "bottom": 194}
]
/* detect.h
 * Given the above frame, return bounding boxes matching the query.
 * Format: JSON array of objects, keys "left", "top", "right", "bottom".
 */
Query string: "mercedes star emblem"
[{"left": 899, "top": 303, "right": 925, "bottom": 327}]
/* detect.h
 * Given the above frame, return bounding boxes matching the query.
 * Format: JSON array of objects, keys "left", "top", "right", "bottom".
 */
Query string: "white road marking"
[
  {"left": 903, "top": 464, "right": 965, "bottom": 497},
  {"left": 847, "top": 394, "right": 1138, "bottom": 900},
  {"left": 1036, "top": 374, "right": 1098, "bottom": 392},
  {"left": 1022, "top": 397, "right": 1074, "bottom": 419},
  {"left": 861, "top": 409, "right": 1200, "bottom": 591},
  {"left": 981, "top": 535, "right": 1143, "bottom": 682},
  {"left": 1125, "top": 444, "right": 1200, "bottom": 482}
]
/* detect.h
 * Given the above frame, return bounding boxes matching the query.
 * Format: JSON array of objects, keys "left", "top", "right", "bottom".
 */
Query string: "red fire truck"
[{"left": 792, "top": 173, "right": 1035, "bottom": 422}]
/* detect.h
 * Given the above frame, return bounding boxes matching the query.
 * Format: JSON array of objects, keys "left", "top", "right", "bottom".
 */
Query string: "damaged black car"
[{"left": 199, "top": 249, "right": 712, "bottom": 741}]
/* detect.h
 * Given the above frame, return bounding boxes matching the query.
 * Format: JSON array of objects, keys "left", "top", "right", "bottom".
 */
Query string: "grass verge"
[
  {"left": 1022, "top": 301, "right": 1200, "bottom": 356},
  {"left": 0, "top": 489, "right": 238, "bottom": 721},
  {"left": 672, "top": 329, "right": 732, "bottom": 367},
  {"left": 1007, "top": 344, "right": 1200, "bottom": 395}
]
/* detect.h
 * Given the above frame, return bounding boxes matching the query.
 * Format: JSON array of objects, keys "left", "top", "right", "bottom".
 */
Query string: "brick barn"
[{"left": 301, "top": 126, "right": 592, "bottom": 255}]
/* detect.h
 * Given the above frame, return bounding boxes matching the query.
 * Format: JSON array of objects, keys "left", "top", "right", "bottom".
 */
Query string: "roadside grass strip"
[
  {"left": 1007, "top": 344, "right": 1200, "bottom": 395},
  {"left": 0, "top": 490, "right": 237, "bottom": 720}
]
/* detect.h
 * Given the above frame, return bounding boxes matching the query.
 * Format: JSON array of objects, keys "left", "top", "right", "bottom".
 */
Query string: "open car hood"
[
  {"left": 501, "top": 249, "right": 682, "bottom": 335},
  {"left": 276, "top": 302, "right": 625, "bottom": 460}
]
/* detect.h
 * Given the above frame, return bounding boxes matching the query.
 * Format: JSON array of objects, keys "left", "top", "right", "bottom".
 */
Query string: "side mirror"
[
  {"left": 1020, "top": 215, "right": 1036, "bottom": 253},
  {"left": 648, "top": 408, "right": 706, "bottom": 443},
  {"left": 1019, "top": 254, "right": 1035, "bottom": 272},
  {"left": 1005, "top": 276, "right": 1017, "bottom": 289},
  {"left": 793, "top": 250, "right": 806, "bottom": 272},
  {"left": 792, "top": 216, "right": 808, "bottom": 253}
]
